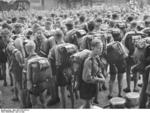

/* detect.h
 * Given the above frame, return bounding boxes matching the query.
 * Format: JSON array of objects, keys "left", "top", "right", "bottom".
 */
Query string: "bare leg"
[
  {"left": 118, "top": 73, "right": 123, "bottom": 96},
  {"left": 30, "top": 95, "right": 38, "bottom": 108},
  {"left": 94, "top": 83, "right": 99, "bottom": 104},
  {"left": 109, "top": 74, "right": 116, "bottom": 98},
  {"left": 60, "top": 86, "right": 66, "bottom": 108},
  {"left": 83, "top": 99, "right": 92, "bottom": 108},
  {"left": 133, "top": 72, "right": 140, "bottom": 92},
  {"left": 68, "top": 85, "right": 74, "bottom": 108},
  {"left": 2, "top": 63, "right": 7, "bottom": 86},
  {"left": 124, "top": 65, "right": 131, "bottom": 92}
]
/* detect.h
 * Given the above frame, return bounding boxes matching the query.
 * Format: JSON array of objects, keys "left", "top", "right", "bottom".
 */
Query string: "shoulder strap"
[{"left": 90, "top": 57, "right": 95, "bottom": 77}]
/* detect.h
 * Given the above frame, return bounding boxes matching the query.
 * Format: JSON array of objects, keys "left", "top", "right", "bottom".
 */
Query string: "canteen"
[
  {"left": 125, "top": 92, "right": 140, "bottom": 108},
  {"left": 109, "top": 97, "right": 126, "bottom": 108}
]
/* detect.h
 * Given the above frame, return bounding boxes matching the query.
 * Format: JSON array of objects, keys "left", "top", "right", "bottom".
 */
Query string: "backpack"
[
  {"left": 70, "top": 49, "right": 92, "bottom": 89},
  {"left": 124, "top": 31, "right": 144, "bottom": 55},
  {"left": 27, "top": 56, "right": 52, "bottom": 95},
  {"left": 81, "top": 33, "right": 106, "bottom": 52},
  {"left": 54, "top": 43, "right": 78, "bottom": 67},
  {"left": 27, "top": 56, "right": 52, "bottom": 84},
  {"left": 107, "top": 41, "right": 128, "bottom": 64},
  {"left": 71, "top": 49, "right": 91, "bottom": 65},
  {"left": 65, "top": 29, "right": 86, "bottom": 49}
]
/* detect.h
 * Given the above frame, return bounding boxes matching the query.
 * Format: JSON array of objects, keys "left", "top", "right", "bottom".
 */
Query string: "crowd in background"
[{"left": 0, "top": 3, "right": 150, "bottom": 108}]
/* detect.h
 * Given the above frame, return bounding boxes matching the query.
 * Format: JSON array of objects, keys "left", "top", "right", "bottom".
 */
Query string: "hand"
[
  {"left": 74, "top": 81, "right": 79, "bottom": 90},
  {"left": 95, "top": 77, "right": 105, "bottom": 83},
  {"left": 27, "top": 81, "right": 32, "bottom": 90}
]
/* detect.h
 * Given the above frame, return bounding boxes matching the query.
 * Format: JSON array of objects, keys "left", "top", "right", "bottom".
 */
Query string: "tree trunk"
[{"left": 41, "top": 0, "right": 44, "bottom": 10}]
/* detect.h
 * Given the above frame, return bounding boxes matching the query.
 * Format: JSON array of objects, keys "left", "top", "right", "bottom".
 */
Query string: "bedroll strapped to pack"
[
  {"left": 54, "top": 43, "right": 78, "bottom": 66},
  {"left": 70, "top": 49, "right": 91, "bottom": 64}
]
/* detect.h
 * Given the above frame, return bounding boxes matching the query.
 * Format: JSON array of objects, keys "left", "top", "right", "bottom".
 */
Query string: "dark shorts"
[
  {"left": 56, "top": 67, "right": 69, "bottom": 87},
  {"left": 79, "top": 81, "right": 97, "bottom": 100},
  {"left": 126, "top": 56, "right": 135, "bottom": 66},
  {"left": 12, "top": 67, "right": 23, "bottom": 88},
  {"left": 132, "top": 63, "right": 145, "bottom": 74},
  {"left": 29, "top": 80, "right": 51, "bottom": 97},
  {"left": 109, "top": 59, "right": 126, "bottom": 75}
]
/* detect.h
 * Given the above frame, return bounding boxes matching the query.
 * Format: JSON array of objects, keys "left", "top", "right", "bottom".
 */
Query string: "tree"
[{"left": 41, "top": 0, "right": 44, "bottom": 9}]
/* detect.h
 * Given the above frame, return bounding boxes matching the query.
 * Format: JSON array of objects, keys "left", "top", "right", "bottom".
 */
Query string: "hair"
[
  {"left": 91, "top": 38, "right": 103, "bottom": 49},
  {"left": 37, "top": 16, "right": 43, "bottom": 21},
  {"left": 80, "top": 15, "right": 85, "bottom": 23},
  {"left": 2, "top": 22, "right": 12, "bottom": 30},
  {"left": 112, "top": 13, "right": 118, "bottom": 20},
  {"left": 145, "top": 19, "right": 150, "bottom": 27},
  {"left": 66, "top": 23, "right": 73, "bottom": 30},
  {"left": 127, "top": 16, "right": 134, "bottom": 23},
  {"left": 96, "top": 18, "right": 102, "bottom": 23},
  {"left": 130, "top": 21, "right": 137, "bottom": 28},
  {"left": 54, "top": 29, "right": 64, "bottom": 38},
  {"left": 87, "top": 21, "right": 95, "bottom": 32},
  {"left": 25, "top": 41, "right": 36, "bottom": 52},
  {"left": 0, "top": 28, "right": 11, "bottom": 37},
  {"left": 11, "top": 17, "right": 17, "bottom": 23}
]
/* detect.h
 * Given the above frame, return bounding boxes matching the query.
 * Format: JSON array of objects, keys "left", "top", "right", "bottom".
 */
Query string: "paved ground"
[{"left": 0, "top": 72, "right": 142, "bottom": 109}]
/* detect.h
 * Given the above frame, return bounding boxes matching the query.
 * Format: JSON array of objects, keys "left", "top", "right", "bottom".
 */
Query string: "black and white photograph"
[{"left": 0, "top": 0, "right": 149, "bottom": 110}]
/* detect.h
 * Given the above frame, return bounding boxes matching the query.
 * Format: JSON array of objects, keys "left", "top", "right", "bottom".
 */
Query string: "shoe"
[
  {"left": 47, "top": 97, "right": 60, "bottom": 106},
  {"left": 118, "top": 94, "right": 123, "bottom": 97},
  {"left": 123, "top": 88, "right": 131, "bottom": 93},
  {"left": 108, "top": 95, "right": 113, "bottom": 100},
  {"left": 93, "top": 99, "right": 99, "bottom": 104},
  {"left": 11, "top": 97, "right": 19, "bottom": 102},
  {"left": 102, "top": 84, "right": 107, "bottom": 91},
  {"left": 138, "top": 83, "right": 143, "bottom": 87},
  {"left": 133, "top": 88, "right": 139, "bottom": 92}
]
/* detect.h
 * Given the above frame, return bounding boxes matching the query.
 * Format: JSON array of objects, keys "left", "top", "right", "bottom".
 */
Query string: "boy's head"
[{"left": 91, "top": 38, "right": 103, "bottom": 56}]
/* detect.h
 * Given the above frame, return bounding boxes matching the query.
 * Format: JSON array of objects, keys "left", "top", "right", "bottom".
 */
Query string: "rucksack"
[
  {"left": 65, "top": 29, "right": 86, "bottom": 49},
  {"left": 71, "top": 49, "right": 91, "bottom": 64},
  {"left": 124, "top": 31, "right": 144, "bottom": 55},
  {"left": 70, "top": 49, "right": 92, "bottom": 89},
  {"left": 107, "top": 41, "right": 128, "bottom": 64},
  {"left": 81, "top": 33, "right": 106, "bottom": 52},
  {"left": 27, "top": 56, "right": 52, "bottom": 96},
  {"left": 52, "top": 43, "right": 78, "bottom": 67}
]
